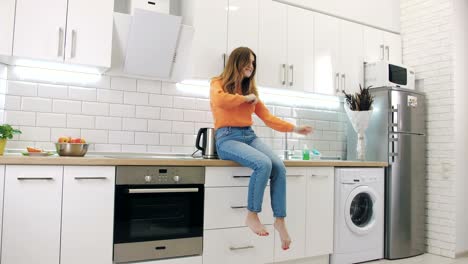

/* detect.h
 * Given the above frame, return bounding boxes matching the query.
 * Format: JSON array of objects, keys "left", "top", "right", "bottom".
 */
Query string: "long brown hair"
[{"left": 214, "top": 47, "right": 259, "bottom": 97}]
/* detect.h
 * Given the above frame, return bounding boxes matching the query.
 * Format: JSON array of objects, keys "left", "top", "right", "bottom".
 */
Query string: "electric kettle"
[{"left": 195, "top": 128, "right": 218, "bottom": 159}]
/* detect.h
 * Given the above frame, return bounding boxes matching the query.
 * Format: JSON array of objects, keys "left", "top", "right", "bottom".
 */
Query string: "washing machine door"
[{"left": 344, "top": 185, "right": 378, "bottom": 235}]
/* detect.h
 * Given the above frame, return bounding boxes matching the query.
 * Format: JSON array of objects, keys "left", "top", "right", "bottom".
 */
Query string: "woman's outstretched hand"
[
  {"left": 293, "top": 125, "right": 313, "bottom": 135},
  {"left": 244, "top": 94, "right": 258, "bottom": 105}
]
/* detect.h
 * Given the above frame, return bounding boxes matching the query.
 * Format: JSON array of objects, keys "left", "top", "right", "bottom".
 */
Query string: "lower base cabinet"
[
  {"left": 135, "top": 256, "right": 202, "bottom": 264},
  {"left": 203, "top": 226, "right": 274, "bottom": 264}
]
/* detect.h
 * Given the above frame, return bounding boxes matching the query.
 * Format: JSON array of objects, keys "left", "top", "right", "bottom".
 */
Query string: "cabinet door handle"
[
  {"left": 380, "top": 44, "right": 385, "bottom": 60},
  {"left": 286, "top": 174, "right": 304, "bottom": 178},
  {"left": 311, "top": 174, "right": 328, "bottom": 179},
  {"left": 74, "top": 176, "right": 107, "bottom": 180},
  {"left": 289, "top": 64, "right": 294, "bottom": 86},
  {"left": 230, "top": 245, "right": 255, "bottom": 251},
  {"left": 222, "top": 53, "right": 227, "bottom": 69},
  {"left": 341, "top": 74, "right": 346, "bottom": 92},
  {"left": 230, "top": 205, "right": 247, "bottom": 209},
  {"left": 232, "top": 175, "right": 250, "bottom": 178},
  {"left": 281, "top": 64, "right": 286, "bottom": 85},
  {"left": 17, "top": 177, "right": 54, "bottom": 181},
  {"left": 386, "top": 46, "right": 390, "bottom": 60},
  {"left": 57, "top": 27, "right": 64, "bottom": 57},
  {"left": 335, "top": 73, "right": 340, "bottom": 93},
  {"left": 71, "top": 29, "right": 77, "bottom": 58}
]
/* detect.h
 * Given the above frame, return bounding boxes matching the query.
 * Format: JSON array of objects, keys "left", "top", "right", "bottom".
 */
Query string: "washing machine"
[{"left": 330, "top": 168, "right": 384, "bottom": 264}]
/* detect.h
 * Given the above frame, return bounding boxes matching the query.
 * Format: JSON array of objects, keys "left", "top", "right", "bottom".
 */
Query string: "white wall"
[
  {"left": 0, "top": 65, "right": 347, "bottom": 158},
  {"left": 401, "top": 0, "right": 456, "bottom": 258},
  {"left": 454, "top": 0, "right": 468, "bottom": 256}
]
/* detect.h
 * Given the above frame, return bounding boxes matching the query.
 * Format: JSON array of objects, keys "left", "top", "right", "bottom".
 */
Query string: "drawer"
[
  {"left": 205, "top": 167, "right": 255, "bottom": 187},
  {"left": 135, "top": 256, "right": 202, "bottom": 264},
  {"left": 204, "top": 187, "right": 274, "bottom": 229},
  {"left": 203, "top": 226, "right": 274, "bottom": 264}
]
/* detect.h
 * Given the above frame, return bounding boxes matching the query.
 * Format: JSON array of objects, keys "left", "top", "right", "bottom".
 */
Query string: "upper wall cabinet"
[
  {"left": 0, "top": 0, "right": 16, "bottom": 57},
  {"left": 182, "top": 0, "right": 259, "bottom": 81},
  {"left": 12, "top": 0, "right": 114, "bottom": 69},
  {"left": 257, "top": 0, "right": 314, "bottom": 92},
  {"left": 364, "top": 26, "right": 402, "bottom": 64},
  {"left": 275, "top": 0, "right": 400, "bottom": 33}
]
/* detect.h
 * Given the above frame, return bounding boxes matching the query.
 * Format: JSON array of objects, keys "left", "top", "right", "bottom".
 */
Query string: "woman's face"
[{"left": 242, "top": 53, "right": 255, "bottom": 78}]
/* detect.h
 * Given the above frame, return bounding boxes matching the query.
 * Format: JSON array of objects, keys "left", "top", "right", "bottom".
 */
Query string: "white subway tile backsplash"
[
  {"left": 172, "top": 121, "right": 194, "bottom": 134},
  {"left": 81, "top": 129, "right": 108, "bottom": 144},
  {"left": 123, "top": 118, "right": 148, "bottom": 131},
  {"left": 67, "top": 115, "right": 95, "bottom": 129},
  {"left": 148, "top": 120, "right": 172, "bottom": 133},
  {"left": 95, "top": 116, "right": 122, "bottom": 130},
  {"left": 37, "top": 84, "right": 68, "bottom": 99},
  {"left": 4, "top": 95, "right": 21, "bottom": 110},
  {"left": 137, "top": 80, "right": 161, "bottom": 94},
  {"left": 82, "top": 102, "right": 109, "bottom": 116},
  {"left": 109, "top": 131, "right": 134, "bottom": 144},
  {"left": 97, "top": 89, "right": 124, "bottom": 103},
  {"left": 124, "top": 91, "right": 149, "bottom": 105},
  {"left": 94, "top": 144, "right": 121, "bottom": 152},
  {"left": 121, "top": 144, "right": 147, "bottom": 153},
  {"left": 172, "top": 146, "right": 195, "bottom": 153},
  {"left": 4, "top": 111, "right": 35, "bottom": 126},
  {"left": 149, "top": 94, "right": 173, "bottom": 107},
  {"left": 136, "top": 106, "right": 160, "bottom": 119},
  {"left": 135, "top": 132, "right": 159, "bottom": 145},
  {"left": 21, "top": 97, "right": 52, "bottom": 112},
  {"left": 69, "top": 86, "right": 97, "bottom": 101},
  {"left": 174, "top": 97, "right": 198, "bottom": 110},
  {"left": 111, "top": 77, "right": 137, "bottom": 91},
  {"left": 110, "top": 104, "right": 135, "bottom": 117},
  {"left": 37, "top": 113, "right": 66, "bottom": 128},
  {"left": 184, "top": 110, "right": 207, "bottom": 122},
  {"left": 19, "top": 126, "right": 50, "bottom": 141},
  {"left": 159, "top": 133, "right": 183, "bottom": 146},
  {"left": 6, "top": 81, "right": 37, "bottom": 96},
  {"left": 183, "top": 134, "right": 196, "bottom": 147},
  {"left": 161, "top": 108, "right": 183, "bottom": 121},
  {"left": 147, "top": 145, "right": 171, "bottom": 153},
  {"left": 6, "top": 140, "right": 34, "bottom": 150},
  {"left": 53, "top": 99, "right": 82, "bottom": 114}
]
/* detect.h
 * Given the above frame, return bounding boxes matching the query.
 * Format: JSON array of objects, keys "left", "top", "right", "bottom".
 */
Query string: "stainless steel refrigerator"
[{"left": 347, "top": 87, "right": 426, "bottom": 259}]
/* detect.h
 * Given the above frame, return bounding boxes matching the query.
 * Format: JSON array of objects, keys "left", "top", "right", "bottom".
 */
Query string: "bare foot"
[
  {"left": 245, "top": 211, "right": 269, "bottom": 236},
  {"left": 274, "top": 218, "right": 292, "bottom": 250}
]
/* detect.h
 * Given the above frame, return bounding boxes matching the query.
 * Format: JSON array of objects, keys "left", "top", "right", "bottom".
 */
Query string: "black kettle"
[{"left": 196, "top": 128, "right": 218, "bottom": 159}]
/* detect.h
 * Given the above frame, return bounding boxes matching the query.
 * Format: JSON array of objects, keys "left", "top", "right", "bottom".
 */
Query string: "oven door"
[{"left": 113, "top": 184, "right": 204, "bottom": 263}]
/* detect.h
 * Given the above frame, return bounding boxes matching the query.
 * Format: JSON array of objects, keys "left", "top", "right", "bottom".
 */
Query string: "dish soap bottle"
[{"left": 302, "top": 144, "right": 310, "bottom": 160}]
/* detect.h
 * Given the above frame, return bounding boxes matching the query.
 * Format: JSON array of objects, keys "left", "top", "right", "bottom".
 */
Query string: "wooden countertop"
[{"left": 0, "top": 155, "right": 387, "bottom": 167}]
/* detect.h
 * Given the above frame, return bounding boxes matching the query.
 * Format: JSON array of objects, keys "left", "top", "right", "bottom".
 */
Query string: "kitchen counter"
[{"left": 0, "top": 155, "right": 387, "bottom": 167}]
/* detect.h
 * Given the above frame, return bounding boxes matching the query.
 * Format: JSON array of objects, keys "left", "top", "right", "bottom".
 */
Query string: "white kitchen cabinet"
[
  {"left": 364, "top": 26, "right": 402, "bottom": 64},
  {"left": 305, "top": 167, "right": 334, "bottom": 257},
  {"left": 227, "top": 0, "right": 259, "bottom": 54},
  {"left": 139, "top": 256, "right": 202, "bottom": 264},
  {"left": 338, "top": 20, "right": 364, "bottom": 94},
  {"left": 313, "top": 14, "right": 339, "bottom": 95},
  {"left": 12, "top": 0, "right": 114, "bottom": 68},
  {"left": 13, "top": 0, "right": 68, "bottom": 62},
  {"left": 60, "top": 166, "right": 115, "bottom": 264},
  {"left": 1, "top": 165, "right": 63, "bottom": 264},
  {"left": 257, "top": 1, "right": 314, "bottom": 92},
  {"left": 0, "top": 166, "right": 4, "bottom": 252},
  {"left": 204, "top": 226, "right": 274, "bottom": 264},
  {"left": 257, "top": 0, "right": 288, "bottom": 89},
  {"left": 182, "top": 0, "right": 228, "bottom": 80},
  {"left": 274, "top": 168, "right": 307, "bottom": 262},
  {"left": 0, "top": 0, "right": 16, "bottom": 56},
  {"left": 64, "top": 0, "right": 114, "bottom": 68}
]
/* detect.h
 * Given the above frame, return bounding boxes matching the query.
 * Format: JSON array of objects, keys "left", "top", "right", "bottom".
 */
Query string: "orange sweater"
[{"left": 210, "top": 80, "right": 295, "bottom": 132}]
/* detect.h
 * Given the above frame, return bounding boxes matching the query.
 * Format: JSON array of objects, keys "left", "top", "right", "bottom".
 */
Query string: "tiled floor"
[{"left": 367, "top": 254, "right": 468, "bottom": 264}]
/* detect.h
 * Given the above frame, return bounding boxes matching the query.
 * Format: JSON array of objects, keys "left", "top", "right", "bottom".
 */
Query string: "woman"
[{"left": 210, "top": 47, "right": 313, "bottom": 250}]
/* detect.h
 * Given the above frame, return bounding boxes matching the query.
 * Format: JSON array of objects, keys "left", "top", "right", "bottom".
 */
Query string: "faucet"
[{"left": 283, "top": 132, "right": 290, "bottom": 160}]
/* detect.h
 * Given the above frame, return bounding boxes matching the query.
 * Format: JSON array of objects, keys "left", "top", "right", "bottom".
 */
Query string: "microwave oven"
[{"left": 364, "top": 61, "right": 415, "bottom": 90}]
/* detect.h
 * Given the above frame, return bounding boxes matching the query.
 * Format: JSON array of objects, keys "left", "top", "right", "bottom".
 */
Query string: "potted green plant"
[
  {"left": 342, "top": 85, "right": 374, "bottom": 160},
  {"left": 0, "top": 124, "right": 22, "bottom": 155}
]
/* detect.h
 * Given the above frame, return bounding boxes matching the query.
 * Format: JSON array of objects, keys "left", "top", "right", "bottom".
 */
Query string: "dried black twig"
[{"left": 342, "top": 84, "right": 374, "bottom": 111}]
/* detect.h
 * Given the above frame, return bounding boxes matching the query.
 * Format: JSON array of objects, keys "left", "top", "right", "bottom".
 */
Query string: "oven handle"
[{"left": 128, "top": 188, "right": 199, "bottom": 194}]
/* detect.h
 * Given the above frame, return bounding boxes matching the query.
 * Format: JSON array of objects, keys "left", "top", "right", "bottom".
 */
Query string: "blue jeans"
[{"left": 215, "top": 126, "right": 287, "bottom": 218}]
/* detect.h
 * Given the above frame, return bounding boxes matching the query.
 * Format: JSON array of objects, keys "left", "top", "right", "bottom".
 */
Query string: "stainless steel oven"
[{"left": 113, "top": 166, "right": 205, "bottom": 263}]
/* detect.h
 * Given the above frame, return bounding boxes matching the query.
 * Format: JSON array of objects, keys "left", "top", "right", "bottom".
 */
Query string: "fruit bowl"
[{"left": 55, "top": 143, "right": 89, "bottom": 157}]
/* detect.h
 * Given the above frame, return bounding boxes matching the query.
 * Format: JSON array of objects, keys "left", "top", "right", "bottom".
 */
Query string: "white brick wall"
[
  {"left": 0, "top": 65, "right": 347, "bottom": 158},
  {"left": 401, "top": 0, "right": 456, "bottom": 258}
]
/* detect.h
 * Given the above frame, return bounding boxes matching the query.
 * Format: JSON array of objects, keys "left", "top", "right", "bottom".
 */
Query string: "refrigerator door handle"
[{"left": 391, "top": 105, "right": 400, "bottom": 132}]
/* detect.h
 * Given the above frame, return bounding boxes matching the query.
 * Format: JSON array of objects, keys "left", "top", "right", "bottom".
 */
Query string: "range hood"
[{"left": 108, "top": 9, "right": 194, "bottom": 81}]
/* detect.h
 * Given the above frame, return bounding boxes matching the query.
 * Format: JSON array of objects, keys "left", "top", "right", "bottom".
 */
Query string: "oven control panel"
[{"left": 116, "top": 166, "right": 205, "bottom": 185}]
